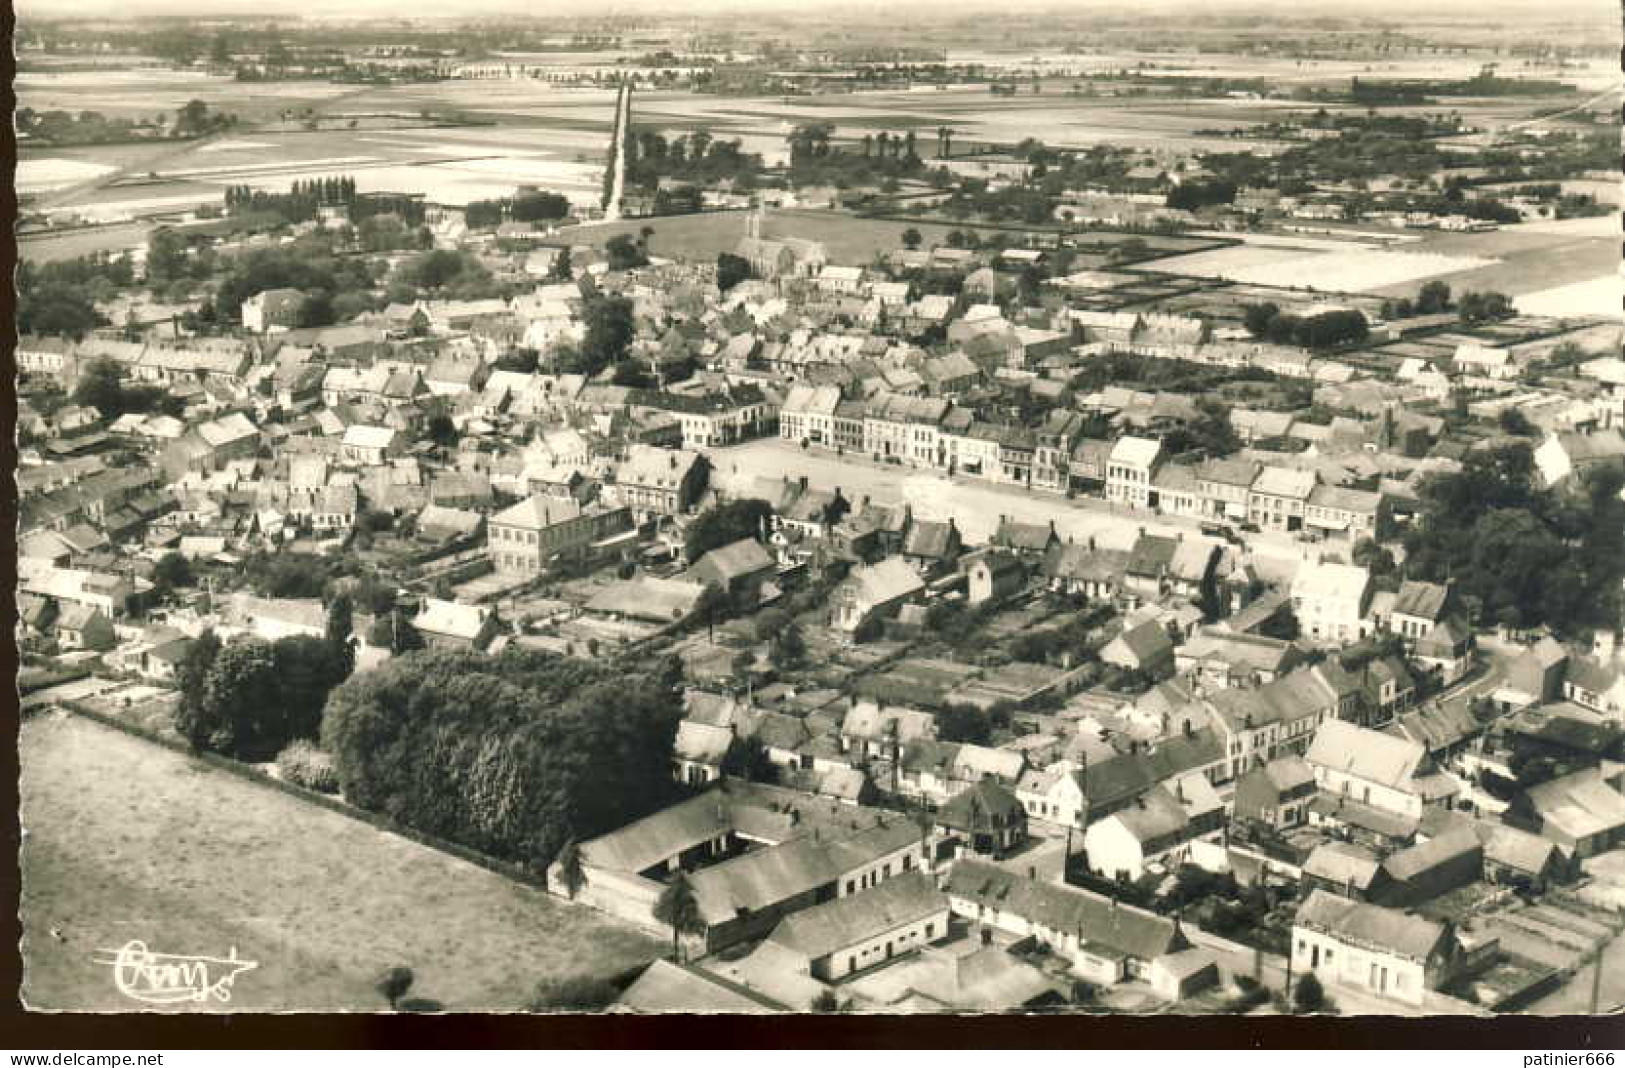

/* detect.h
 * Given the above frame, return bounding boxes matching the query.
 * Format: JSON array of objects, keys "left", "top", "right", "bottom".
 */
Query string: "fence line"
[{"left": 44, "top": 698, "right": 550, "bottom": 891}]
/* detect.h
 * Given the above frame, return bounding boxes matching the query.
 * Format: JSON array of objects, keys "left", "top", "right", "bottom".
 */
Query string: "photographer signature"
[{"left": 93, "top": 940, "right": 259, "bottom": 1005}]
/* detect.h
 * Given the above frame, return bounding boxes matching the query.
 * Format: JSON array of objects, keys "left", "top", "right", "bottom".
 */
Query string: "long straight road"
[
  {"left": 709, "top": 437, "right": 1312, "bottom": 576},
  {"left": 602, "top": 81, "right": 632, "bottom": 223}
]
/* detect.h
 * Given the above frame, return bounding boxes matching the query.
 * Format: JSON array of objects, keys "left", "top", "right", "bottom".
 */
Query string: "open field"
[
  {"left": 1366, "top": 221, "right": 1622, "bottom": 303},
  {"left": 1515, "top": 274, "right": 1624, "bottom": 318},
  {"left": 1147, "top": 243, "right": 1496, "bottom": 292},
  {"left": 16, "top": 68, "right": 357, "bottom": 122},
  {"left": 23, "top": 120, "right": 616, "bottom": 217},
  {"left": 565, "top": 207, "right": 1216, "bottom": 265},
  {"left": 19, "top": 711, "right": 662, "bottom": 1011},
  {"left": 17, "top": 222, "right": 155, "bottom": 263}
]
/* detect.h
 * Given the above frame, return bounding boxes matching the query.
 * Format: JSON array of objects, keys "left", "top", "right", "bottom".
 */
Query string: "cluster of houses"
[{"left": 15, "top": 190, "right": 1625, "bottom": 1016}]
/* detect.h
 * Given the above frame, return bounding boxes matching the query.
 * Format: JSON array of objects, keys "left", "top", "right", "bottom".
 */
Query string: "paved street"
[{"left": 710, "top": 438, "right": 1313, "bottom": 575}]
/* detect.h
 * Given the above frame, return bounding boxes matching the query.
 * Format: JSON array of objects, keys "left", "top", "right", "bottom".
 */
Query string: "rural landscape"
[{"left": 14, "top": 0, "right": 1625, "bottom": 1020}]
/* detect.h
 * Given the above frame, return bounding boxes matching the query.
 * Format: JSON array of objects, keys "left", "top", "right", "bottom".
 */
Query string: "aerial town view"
[{"left": 12, "top": 0, "right": 1625, "bottom": 1021}]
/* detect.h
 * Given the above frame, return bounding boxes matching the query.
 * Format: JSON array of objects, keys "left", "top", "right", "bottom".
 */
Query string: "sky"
[{"left": 17, "top": 0, "right": 1620, "bottom": 20}]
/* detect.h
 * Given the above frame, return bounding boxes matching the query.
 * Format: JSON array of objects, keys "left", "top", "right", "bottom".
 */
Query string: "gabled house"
[
  {"left": 943, "top": 859, "right": 1195, "bottom": 989},
  {"left": 1232, "top": 754, "right": 1317, "bottom": 830},
  {"left": 611, "top": 444, "right": 707, "bottom": 517},
  {"left": 1508, "top": 766, "right": 1625, "bottom": 859},
  {"left": 1304, "top": 719, "right": 1446, "bottom": 825},
  {"left": 991, "top": 516, "right": 1059, "bottom": 559},
  {"left": 689, "top": 537, "right": 776, "bottom": 603},
  {"left": 830, "top": 557, "right": 926, "bottom": 637},
  {"left": 411, "top": 598, "right": 499, "bottom": 651},
  {"left": 1291, "top": 561, "right": 1372, "bottom": 645},
  {"left": 767, "top": 871, "right": 950, "bottom": 982},
  {"left": 487, "top": 495, "right": 633, "bottom": 576},
  {"left": 937, "top": 780, "right": 1028, "bottom": 859},
  {"left": 1101, "top": 619, "right": 1176, "bottom": 681},
  {"left": 965, "top": 550, "right": 1025, "bottom": 606},
  {"left": 900, "top": 519, "right": 963, "bottom": 576},
  {"left": 1292, "top": 889, "right": 1495, "bottom": 1007}
]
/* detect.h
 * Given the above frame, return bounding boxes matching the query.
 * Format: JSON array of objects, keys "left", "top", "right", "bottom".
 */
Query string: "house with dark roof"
[
  {"left": 1013, "top": 747, "right": 1163, "bottom": 833},
  {"left": 1374, "top": 826, "right": 1484, "bottom": 908},
  {"left": 1233, "top": 754, "right": 1317, "bottom": 830},
  {"left": 937, "top": 780, "right": 1028, "bottom": 859},
  {"left": 1388, "top": 580, "right": 1454, "bottom": 642},
  {"left": 686, "top": 813, "right": 926, "bottom": 953},
  {"left": 1042, "top": 541, "right": 1128, "bottom": 602},
  {"left": 611, "top": 444, "right": 708, "bottom": 517},
  {"left": 1081, "top": 774, "right": 1225, "bottom": 881},
  {"left": 901, "top": 518, "right": 963, "bottom": 576},
  {"left": 688, "top": 537, "right": 776, "bottom": 602},
  {"left": 1100, "top": 619, "right": 1176, "bottom": 681},
  {"left": 964, "top": 550, "right": 1024, "bottom": 606},
  {"left": 991, "top": 516, "right": 1059, "bottom": 559},
  {"left": 1509, "top": 765, "right": 1625, "bottom": 859}
]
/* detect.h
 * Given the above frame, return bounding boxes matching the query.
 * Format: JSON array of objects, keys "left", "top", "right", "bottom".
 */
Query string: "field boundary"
[{"left": 43, "top": 698, "right": 552, "bottom": 892}]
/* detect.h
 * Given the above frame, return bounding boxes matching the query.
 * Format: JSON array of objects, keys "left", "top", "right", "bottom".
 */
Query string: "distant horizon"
[{"left": 15, "top": 0, "right": 1622, "bottom": 23}]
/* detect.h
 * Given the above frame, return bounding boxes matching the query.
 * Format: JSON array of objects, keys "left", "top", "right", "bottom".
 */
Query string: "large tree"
[
  {"left": 653, "top": 874, "right": 703, "bottom": 961},
  {"left": 177, "top": 639, "right": 284, "bottom": 758},
  {"left": 556, "top": 837, "right": 586, "bottom": 901},
  {"left": 684, "top": 498, "right": 773, "bottom": 562},
  {"left": 715, "top": 251, "right": 752, "bottom": 293},
  {"left": 575, "top": 295, "right": 636, "bottom": 376},
  {"left": 325, "top": 593, "right": 356, "bottom": 679}
]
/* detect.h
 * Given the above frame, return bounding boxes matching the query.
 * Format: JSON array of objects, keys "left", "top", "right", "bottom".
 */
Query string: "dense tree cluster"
[
  {"left": 224, "top": 176, "right": 356, "bottom": 225},
  {"left": 715, "top": 251, "right": 753, "bottom": 293},
  {"left": 1165, "top": 179, "right": 1238, "bottom": 211},
  {"left": 627, "top": 128, "right": 762, "bottom": 191},
  {"left": 388, "top": 248, "right": 499, "bottom": 302},
  {"left": 784, "top": 122, "right": 929, "bottom": 189},
  {"left": 684, "top": 498, "right": 773, "bottom": 562},
  {"left": 71, "top": 358, "right": 184, "bottom": 419},
  {"left": 15, "top": 253, "right": 145, "bottom": 339},
  {"left": 1071, "top": 351, "right": 1281, "bottom": 396},
  {"left": 1403, "top": 442, "right": 1623, "bottom": 633},
  {"left": 211, "top": 236, "right": 375, "bottom": 324},
  {"left": 321, "top": 648, "right": 684, "bottom": 868},
  {"left": 553, "top": 294, "right": 636, "bottom": 378},
  {"left": 1242, "top": 303, "right": 1369, "bottom": 349},
  {"left": 175, "top": 601, "right": 355, "bottom": 761},
  {"left": 464, "top": 191, "right": 572, "bottom": 229},
  {"left": 604, "top": 234, "right": 649, "bottom": 272}
]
